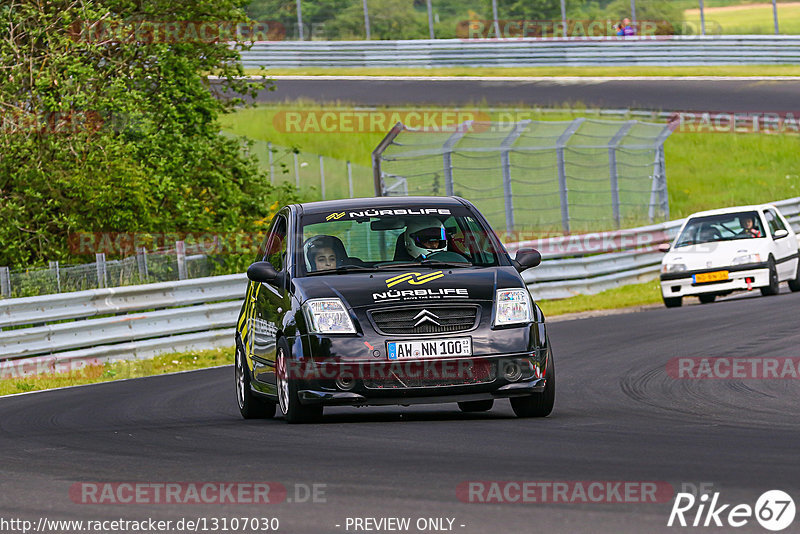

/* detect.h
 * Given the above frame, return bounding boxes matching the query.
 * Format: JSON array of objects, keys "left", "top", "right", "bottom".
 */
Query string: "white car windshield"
[{"left": 675, "top": 211, "right": 764, "bottom": 248}]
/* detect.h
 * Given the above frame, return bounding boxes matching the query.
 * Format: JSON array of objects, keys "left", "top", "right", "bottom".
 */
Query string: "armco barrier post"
[
  {"left": 136, "top": 247, "right": 149, "bottom": 281},
  {"left": 293, "top": 152, "right": 300, "bottom": 188},
  {"left": 320, "top": 155, "right": 326, "bottom": 200},
  {"left": 268, "top": 142, "right": 274, "bottom": 184},
  {"left": 347, "top": 161, "right": 354, "bottom": 198},
  {"left": 95, "top": 253, "right": 107, "bottom": 289},
  {"left": 0, "top": 267, "right": 10, "bottom": 297},
  {"left": 176, "top": 241, "right": 187, "bottom": 281},
  {"left": 49, "top": 261, "right": 61, "bottom": 293}
]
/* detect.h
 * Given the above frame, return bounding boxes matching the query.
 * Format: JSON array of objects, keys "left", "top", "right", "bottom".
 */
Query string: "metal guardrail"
[
  {"left": 239, "top": 36, "right": 800, "bottom": 68},
  {"left": 0, "top": 274, "right": 247, "bottom": 376},
  {"left": 2, "top": 197, "right": 799, "bottom": 372}
]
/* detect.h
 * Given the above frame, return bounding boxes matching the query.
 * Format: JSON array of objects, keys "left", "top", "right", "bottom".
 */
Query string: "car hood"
[
  {"left": 664, "top": 239, "right": 770, "bottom": 270},
  {"left": 292, "top": 267, "right": 525, "bottom": 309}
]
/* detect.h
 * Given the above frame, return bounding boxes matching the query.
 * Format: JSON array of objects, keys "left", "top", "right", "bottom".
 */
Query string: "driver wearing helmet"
[
  {"left": 738, "top": 215, "right": 762, "bottom": 238},
  {"left": 403, "top": 217, "right": 448, "bottom": 260}
]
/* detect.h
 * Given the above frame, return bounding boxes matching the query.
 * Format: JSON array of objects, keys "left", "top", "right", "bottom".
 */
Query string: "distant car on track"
[
  {"left": 234, "top": 196, "right": 554, "bottom": 423},
  {"left": 660, "top": 204, "right": 800, "bottom": 307}
]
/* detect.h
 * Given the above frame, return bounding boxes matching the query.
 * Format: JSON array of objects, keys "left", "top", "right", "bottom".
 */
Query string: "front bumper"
[
  {"left": 659, "top": 262, "right": 769, "bottom": 297},
  {"left": 298, "top": 377, "right": 547, "bottom": 406}
]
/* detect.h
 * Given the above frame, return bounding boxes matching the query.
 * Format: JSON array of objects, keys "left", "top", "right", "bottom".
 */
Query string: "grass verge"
[
  {"left": 0, "top": 348, "right": 233, "bottom": 397},
  {"left": 537, "top": 280, "right": 663, "bottom": 317},
  {"left": 244, "top": 65, "right": 800, "bottom": 78}
]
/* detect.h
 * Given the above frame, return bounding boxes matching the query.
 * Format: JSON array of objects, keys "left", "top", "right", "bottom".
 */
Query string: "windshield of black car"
[
  {"left": 298, "top": 207, "right": 505, "bottom": 275},
  {"left": 675, "top": 211, "right": 765, "bottom": 248}
]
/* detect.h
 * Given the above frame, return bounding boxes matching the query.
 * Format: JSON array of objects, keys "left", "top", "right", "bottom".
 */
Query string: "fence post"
[
  {"left": 296, "top": 0, "right": 304, "bottom": 40},
  {"left": 268, "top": 142, "right": 274, "bottom": 184},
  {"left": 347, "top": 161, "right": 354, "bottom": 198},
  {"left": 772, "top": 0, "right": 779, "bottom": 35},
  {"left": 555, "top": 118, "right": 585, "bottom": 234},
  {"left": 499, "top": 120, "right": 531, "bottom": 233},
  {"left": 95, "top": 253, "right": 107, "bottom": 289},
  {"left": 176, "top": 241, "right": 187, "bottom": 280},
  {"left": 426, "top": 0, "right": 435, "bottom": 39},
  {"left": 608, "top": 120, "right": 636, "bottom": 229},
  {"left": 649, "top": 124, "right": 675, "bottom": 222},
  {"left": 293, "top": 152, "right": 300, "bottom": 188},
  {"left": 699, "top": 0, "right": 706, "bottom": 35},
  {"left": 0, "top": 267, "right": 10, "bottom": 297},
  {"left": 49, "top": 261, "right": 61, "bottom": 293},
  {"left": 319, "top": 155, "right": 325, "bottom": 200},
  {"left": 372, "top": 122, "right": 405, "bottom": 196},
  {"left": 362, "top": 0, "right": 371, "bottom": 40},
  {"left": 442, "top": 120, "right": 472, "bottom": 196},
  {"left": 137, "top": 247, "right": 149, "bottom": 281}
]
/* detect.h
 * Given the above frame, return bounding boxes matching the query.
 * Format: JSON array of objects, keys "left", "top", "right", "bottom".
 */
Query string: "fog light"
[
  {"left": 502, "top": 361, "right": 523, "bottom": 382},
  {"left": 335, "top": 375, "right": 355, "bottom": 391}
]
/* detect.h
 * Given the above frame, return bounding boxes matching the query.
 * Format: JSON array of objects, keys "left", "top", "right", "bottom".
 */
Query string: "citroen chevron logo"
[
  {"left": 326, "top": 211, "right": 346, "bottom": 221},
  {"left": 413, "top": 309, "right": 441, "bottom": 327},
  {"left": 385, "top": 271, "right": 444, "bottom": 288}
]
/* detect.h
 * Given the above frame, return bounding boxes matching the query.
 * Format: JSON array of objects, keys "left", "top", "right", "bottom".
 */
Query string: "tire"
[
  {"left": 276, "top": 338, "right": 323, "bottom": 424},
  {"left": 235, "top": 340, "right": 276, "bottom": 419},
  {"left": 760, "top": 257, "right": 780, "bottom": 296},
  {"left": 698, "top": 294, "right": 716, "bottom": 304},
  {"left": 511, "top": 346, "right": 555, "bottom": 418},
  {"left": 663, "top": 296, "right": 682, "bottom": 308},
  {"left": 789, "top": 255, "right": 800, "bottom": 292},
  {"left": 458, "top": 400, "right": 494, "bottom": 413}
]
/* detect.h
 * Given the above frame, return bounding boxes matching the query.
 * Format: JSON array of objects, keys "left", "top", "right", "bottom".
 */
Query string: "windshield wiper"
[{"left": 306, "top": 265, "right": 380, "bottom": 276}]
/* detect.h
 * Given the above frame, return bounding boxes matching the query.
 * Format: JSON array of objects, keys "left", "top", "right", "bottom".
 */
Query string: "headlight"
[
  {"left": 662, "top": 263, "right": 687, "bottom": 273},
  {"left": 732, "top": 253, "right": 761, "bottom": 265},
  {"left": 303, "top": 299, "right": 356, "bottom": 334},
  {"left": 494, "top": 289, "right": 533, "bottom": 326}
]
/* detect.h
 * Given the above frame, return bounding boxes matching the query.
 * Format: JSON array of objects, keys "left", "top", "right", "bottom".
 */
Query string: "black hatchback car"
[{"left": 234, "top": 196, "right": 554, "bottom": 423}]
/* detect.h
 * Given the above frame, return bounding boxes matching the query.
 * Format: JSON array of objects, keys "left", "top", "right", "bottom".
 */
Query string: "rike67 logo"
[{"left": 668, "top": 490, "right": 795, "bottom": 531}]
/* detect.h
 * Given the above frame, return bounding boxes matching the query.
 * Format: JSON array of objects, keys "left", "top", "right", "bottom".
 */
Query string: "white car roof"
[{"left": 685, "top": 204, "right": 778, "bottom": 219}]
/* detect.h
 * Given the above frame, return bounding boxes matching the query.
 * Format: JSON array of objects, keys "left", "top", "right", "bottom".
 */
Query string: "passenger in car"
[{"left": 304, "top": 235, "right": 345, "bottom": 271}]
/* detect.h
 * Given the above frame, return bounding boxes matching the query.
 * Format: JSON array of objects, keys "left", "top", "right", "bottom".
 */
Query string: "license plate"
[
  {"left": 694, "top": 270, "right": 729, "bottom": 284},
  {"left": 387, "top": 337, "right": 472, "bottom": 360}
]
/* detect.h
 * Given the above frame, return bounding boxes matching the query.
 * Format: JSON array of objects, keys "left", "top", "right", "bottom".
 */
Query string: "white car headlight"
[
  {"left": 494, "top": 289, "right": 533, "bottom": 326},
  {"left": 303, "top": 299, "right": 356, "bottom": 334},
  {"left": 662, "top": 263, "right": 687, "bottom": 273},
  {"left": 732, "top": 253, "right": 761, "bottom": 265}
]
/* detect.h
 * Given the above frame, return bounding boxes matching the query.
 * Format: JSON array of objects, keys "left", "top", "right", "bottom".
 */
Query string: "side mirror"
[
  {"left": 657, "top": 243, "right": 671, "bottom": 253},
  {"left": 247, "top": 261, "right": 279, "bottom": 283},
  {"left": 513, "top": 248, "right": 542, "bottom": 272},
  {"left": 773, "top": 229, "right": 789, "bottom": 239}
]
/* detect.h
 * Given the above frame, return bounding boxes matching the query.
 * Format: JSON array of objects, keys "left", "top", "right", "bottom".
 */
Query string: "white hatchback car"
[{"left": 660, "top": 204, "right": 800, "bottom": 307}]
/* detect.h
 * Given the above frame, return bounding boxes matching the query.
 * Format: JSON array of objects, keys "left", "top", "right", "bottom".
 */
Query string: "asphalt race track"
[
  {"left": 2, "top": 289, "right": 799, "bottom": 533},
  {"left": 235, "top": 77, "right": 800, "bottom": 112}
]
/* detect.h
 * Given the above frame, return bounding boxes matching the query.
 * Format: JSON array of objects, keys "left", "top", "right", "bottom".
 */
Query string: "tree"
[{"left": 0, "top": 0, "right": 296, "bottom": 270}]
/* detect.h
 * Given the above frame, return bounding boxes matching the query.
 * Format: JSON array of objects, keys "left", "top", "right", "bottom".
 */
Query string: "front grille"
[
  {"left": 363, "top": 360, "right": 496, "bottom": 389},
  {"left": 369, "top": 305, "right": 479, "bottom": 335}
]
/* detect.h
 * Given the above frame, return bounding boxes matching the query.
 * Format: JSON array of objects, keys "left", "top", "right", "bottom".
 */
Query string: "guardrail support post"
[
  {"left": 137, "top": 247, "right": 149, "bottom": 281},
  {"left": 319, "top": 155, "right": 326, "bottom": 200},
  {"left": 176, "top": 241, "right": 187, "bottom": 281},
  {"left": 500, "top": 120, "right": 532, "bottom": 233},
  {"left": 293, "top": 153, "right": 300, "bottom": 188},
  {"left": 0, "top": 267, "right": 10, "bottom": 297},
  {"left": 442, "top": 120, "right": 473, "bottom": 197},
  {"left": 49, "top": 261, "right": 61, "bottom": 293},
  {"left": 268, "top": 142, "right": 274, "bottom": 184},
  {"left": 95, "top": 253, "right": 107, "bottom": 289},
  {"left": 555, "top": 118, "right": 585, "bottom": 234},
  {"left": 347, "top": 161, "right": 354, "bottom": 198},
  {"left": 608, "top": 120, "right": 636, "bottom": 229}
]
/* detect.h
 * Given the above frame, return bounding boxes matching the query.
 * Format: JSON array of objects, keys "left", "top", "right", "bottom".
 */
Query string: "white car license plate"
[{"left": 387, "top": 338, "right": 472, "bottom": 360}]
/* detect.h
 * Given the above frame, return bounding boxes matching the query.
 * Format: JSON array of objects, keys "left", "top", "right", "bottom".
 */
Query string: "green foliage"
[{"left": 0, "top": 0, "right": 298, "bottom": 270}]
